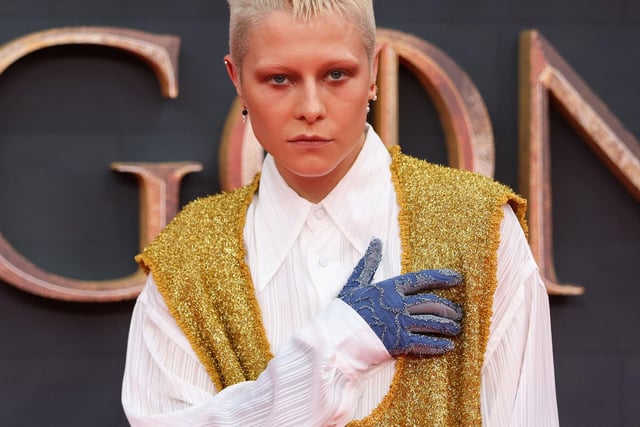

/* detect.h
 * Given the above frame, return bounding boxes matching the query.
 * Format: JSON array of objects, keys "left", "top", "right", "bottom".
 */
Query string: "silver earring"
[{"left": 366, "top": 104, "right": 371, "bottom": 113}]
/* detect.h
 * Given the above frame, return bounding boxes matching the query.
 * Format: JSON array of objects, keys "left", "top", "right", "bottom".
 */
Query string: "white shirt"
[{"left": 122, "top": 128, "right": 559, "bottom": 426}]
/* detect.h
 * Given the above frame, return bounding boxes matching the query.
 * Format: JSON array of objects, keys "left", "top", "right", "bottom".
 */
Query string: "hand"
[{"left": 338, "top": 238, "right": 463, "bottom": 356}]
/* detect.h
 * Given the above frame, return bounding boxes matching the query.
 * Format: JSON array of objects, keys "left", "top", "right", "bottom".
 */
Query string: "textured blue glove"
[{"left": 338, "top": 238, "right": 463, "bottom": 356}]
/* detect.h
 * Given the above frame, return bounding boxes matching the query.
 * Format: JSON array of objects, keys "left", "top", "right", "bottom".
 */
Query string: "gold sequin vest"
[{"left": 136, "top": 147, "right": 527, "bottom": 426}]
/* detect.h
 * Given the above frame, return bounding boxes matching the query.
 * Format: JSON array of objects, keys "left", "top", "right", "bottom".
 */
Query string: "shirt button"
[
  {"left": 318, "top": 257, "right": 329, "bottom": 267},
  {"left": 315, "top": 208, "right": 326, "bottom": 219}
]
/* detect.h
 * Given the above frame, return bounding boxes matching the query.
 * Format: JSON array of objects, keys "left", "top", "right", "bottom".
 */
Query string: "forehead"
[{"left": 244, "top": 10, "right": 368, "bottom": 66}]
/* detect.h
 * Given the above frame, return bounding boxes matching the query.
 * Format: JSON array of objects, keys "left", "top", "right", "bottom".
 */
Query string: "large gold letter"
[
  {"left": 519, "top": 30, "right": 640, "bottom": 295},
  {"left": 0, "top": 27, "right": 198, "bottom": 301}
]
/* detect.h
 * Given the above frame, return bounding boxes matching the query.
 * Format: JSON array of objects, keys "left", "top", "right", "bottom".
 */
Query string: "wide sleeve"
[
  {"left": 480, "top": 205, "right": 559, "bottom": 426},
  {"left": 121, "top": 275, "right": 390, "bottom": 427}
]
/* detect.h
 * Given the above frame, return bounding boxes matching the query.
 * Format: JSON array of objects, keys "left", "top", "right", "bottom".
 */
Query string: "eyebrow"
[{"left": 254, "top": 55, "right": 362, "bottom": 72}]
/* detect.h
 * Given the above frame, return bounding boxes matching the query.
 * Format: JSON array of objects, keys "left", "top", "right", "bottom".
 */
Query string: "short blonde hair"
[{"left": 227, "top": 0, "right": 376, "bottom": 70}]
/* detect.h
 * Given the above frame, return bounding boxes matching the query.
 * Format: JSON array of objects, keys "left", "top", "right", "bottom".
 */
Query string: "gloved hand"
[{"left": 338, "top": 238, "right": 463, "bottom": 356}]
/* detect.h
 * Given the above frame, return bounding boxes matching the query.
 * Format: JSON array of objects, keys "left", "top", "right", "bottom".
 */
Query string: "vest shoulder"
[
  {"left": 394, "top": 152, "right": 516, "bottom": 200},
  {"left": 137, "top": 181, "right": 257, "bottom": 268},
  {"left": 175, "top": 183, "right": 255, "bottom": 225}
]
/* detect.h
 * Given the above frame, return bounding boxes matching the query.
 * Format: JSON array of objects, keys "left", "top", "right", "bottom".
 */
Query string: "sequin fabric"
[
  {"left": 136, "top": 147, "right": 526, "bottom": 426},
  {"left": 135, "top": 175, "right": 269, "bottom": 391}
]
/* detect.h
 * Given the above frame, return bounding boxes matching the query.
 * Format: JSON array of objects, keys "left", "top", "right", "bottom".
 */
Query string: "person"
[{"left": 121, "top": 0, "right": 559, "bottom": 425}]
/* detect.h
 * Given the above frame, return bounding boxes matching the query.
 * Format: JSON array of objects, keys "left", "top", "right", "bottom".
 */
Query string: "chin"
[
  {"left": 283, "top": 157, "right": 333, "bottom": 173},
  {"left": 293, "top": 168, "right": 336, "bottom": 179},
  {"left": 288, "top": 164, "right": 343, "bottom": 180}
]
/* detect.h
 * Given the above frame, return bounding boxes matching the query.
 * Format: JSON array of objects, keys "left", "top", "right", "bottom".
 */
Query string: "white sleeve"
[
  {"left": 480, "top": 205, "right": 559, "bottom": 426},
  {"left": 121, "top": 275, "right": 390, "bottom": 427}
]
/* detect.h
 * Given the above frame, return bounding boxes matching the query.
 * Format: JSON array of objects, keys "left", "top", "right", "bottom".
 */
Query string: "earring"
[
  {"left": 367, "top": 92, "right": 377, "bottom": 114},
  {"left": 242, "top": 105, "right": 248, "bottom": 124}
]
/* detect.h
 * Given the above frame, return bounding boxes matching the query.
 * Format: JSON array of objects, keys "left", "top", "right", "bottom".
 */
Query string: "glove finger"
[
  {"left": 403, "top": 335, "right": 455, "bottom": 356},
  {"left": 405, "top": 294, "right": 463, "bottom": 321},
  {"left": 395, "top": 269, "right": 462, "bottom": 294},
  {"left": 405, "top": 313, "right": 462, "bottom": 336},
  {"left": 346, "top": 238, "right": 383, "bottom": 288}
]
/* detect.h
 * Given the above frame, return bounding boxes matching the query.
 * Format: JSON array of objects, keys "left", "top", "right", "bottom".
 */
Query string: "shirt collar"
[
  {"left": 321, "top": 127, "right": 393, "bottom": 254},
  {"left": 252, "top": 125, "right": 394, "bottom": 290}
]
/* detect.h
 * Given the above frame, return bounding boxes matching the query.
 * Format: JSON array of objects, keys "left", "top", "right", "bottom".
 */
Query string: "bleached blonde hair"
[{"left": 227, "top": 0, "right": 376, "bottom": 70}]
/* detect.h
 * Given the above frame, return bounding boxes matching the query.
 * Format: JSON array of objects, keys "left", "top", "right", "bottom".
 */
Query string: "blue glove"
[{"left": 338, "top": 238, "right": 463, "bottom": 356}]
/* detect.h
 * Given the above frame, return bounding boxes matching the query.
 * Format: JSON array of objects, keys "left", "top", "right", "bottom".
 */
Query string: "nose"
[{"left": 294, "top": 81, "right": 325, "bottom": 123}]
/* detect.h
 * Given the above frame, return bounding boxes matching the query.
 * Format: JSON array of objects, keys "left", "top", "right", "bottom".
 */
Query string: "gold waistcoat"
[{"left": 136, "top": 147, "right": 526, "bottom": 426}]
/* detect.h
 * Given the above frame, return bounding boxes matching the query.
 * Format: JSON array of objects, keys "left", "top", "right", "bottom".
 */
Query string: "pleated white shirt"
[{"left": 122, "top": 128, "right": 559, "bottom": 426}]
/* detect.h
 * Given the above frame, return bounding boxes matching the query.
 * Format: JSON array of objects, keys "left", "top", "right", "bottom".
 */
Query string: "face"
[{"left": 225, "top": 11, "right": 379, "bottom": 202}]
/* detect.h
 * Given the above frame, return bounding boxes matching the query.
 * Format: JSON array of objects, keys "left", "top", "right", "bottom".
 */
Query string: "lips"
[{"left": 288, "top": 135, "right": 333, "bottom": 146}]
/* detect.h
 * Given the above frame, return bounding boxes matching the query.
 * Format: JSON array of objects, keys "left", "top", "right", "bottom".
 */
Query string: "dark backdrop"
[{"left": 0, "top": 1, "right": 638, "bottom": 426}]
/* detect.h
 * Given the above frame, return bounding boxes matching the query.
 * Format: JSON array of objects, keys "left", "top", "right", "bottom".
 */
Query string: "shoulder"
[
  {"left": 392, "top": 149, "right": 517, "bottom": 202},
  {"left": 136, "top": 177, "right": 259, "bottom": 272},
  {"left": 391, "top": 149, "right": 527, "bottom": 233},
  {"left": 167, "top": 176, "right": 259, "bottom": 231},
  {"left": 177, "top": 183, "right": 256, "bottom": 225}
]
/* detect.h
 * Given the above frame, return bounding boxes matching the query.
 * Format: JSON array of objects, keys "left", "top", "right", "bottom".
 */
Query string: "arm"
[
  {"left": 480, "top": 205, "right": 559, "bottom": 426},
  {"left": 122, "top": 274, "right": 391, "bottom": 427}
]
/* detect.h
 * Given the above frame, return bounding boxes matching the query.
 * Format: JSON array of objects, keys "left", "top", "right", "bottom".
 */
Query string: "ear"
[
  {"left": 224, "top": 54, "right": 243, "bottom": 98},
  {"left": 369, "top": 43, "right": 384, "bottom": 100}
]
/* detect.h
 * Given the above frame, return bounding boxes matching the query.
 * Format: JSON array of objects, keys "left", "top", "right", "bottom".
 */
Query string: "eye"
[
  {"left": 269, "top": 74, "right": 289, "bottom": 85},
  {"left": 327, "top": 70, "right": 345, "bottom": 80}
]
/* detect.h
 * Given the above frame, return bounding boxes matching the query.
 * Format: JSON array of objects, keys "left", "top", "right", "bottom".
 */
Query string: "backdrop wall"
[{"left": 0, "top": 1, "right": 638, "bottom": 426}]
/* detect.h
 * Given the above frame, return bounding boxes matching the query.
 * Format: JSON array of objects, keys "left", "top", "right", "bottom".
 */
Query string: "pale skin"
[{"left": 225, "top": 11, "right": 380, "bottom": 203}]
